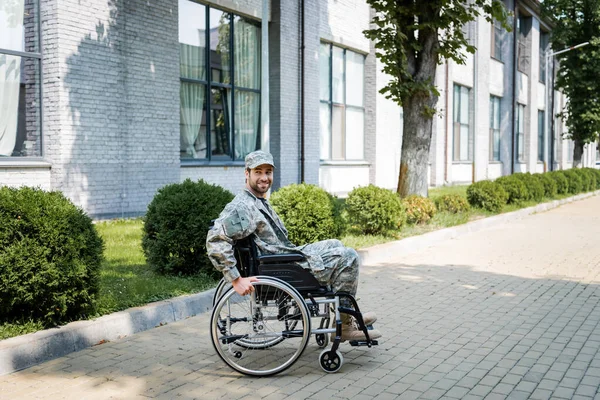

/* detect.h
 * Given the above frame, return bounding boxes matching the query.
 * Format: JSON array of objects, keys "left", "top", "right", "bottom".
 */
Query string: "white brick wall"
[{"left": 0, "top": 167, "right": 52, "bottom": 190}]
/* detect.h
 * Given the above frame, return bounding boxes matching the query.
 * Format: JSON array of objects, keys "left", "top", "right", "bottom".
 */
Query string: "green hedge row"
[{"left": 467, "top": 168, "right": 600, "bottom": 212}]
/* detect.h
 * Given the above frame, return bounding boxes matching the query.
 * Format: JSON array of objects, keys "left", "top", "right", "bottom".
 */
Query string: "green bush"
[
  {"left": 587, "top": 168, "right": 600, "bottom": 190},
  {"left": 346, "top": 185, "right": 405, "bottom": 235},
  {"left": 513, "top": 173, "right": 545, "bottom": 201},
  {"left": 547, "top": 171, "right": 569, "bottom": 195},
  {"left": 535, "top": 173, "right": 558, "bottom": 198},
  {"left": 434, "top": 194, "right": 470, "bottom": 214},
  {"left": 142, "top": 179, "right": 234, "bottom": 276},
  {"left": 560, "top": 169, "right": 583, "bottom": 194},
  {"left": 576, "top": 168, "right": 592, "bottom": 191},
  {"left": 579, "top": 168, "right": 597, "bottom": 191},
  {"left": 402, "top": 195, "right": 437, "bottom": 225},
  {"left": 270, "top": 183, "right": 344, "bottom": 246},
  {"left": 495, "top": 176, "right": 529, "bottom": 204},
  {"left": 466, "top": 180, "right": 508, "bottom": 212},
  {"left": 0, "top": 186, "right": 103, "bottom": 325}
]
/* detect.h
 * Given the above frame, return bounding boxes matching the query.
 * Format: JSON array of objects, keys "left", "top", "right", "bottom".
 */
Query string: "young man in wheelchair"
[{"left": 206, "top": 150, "right": 382, "bottom": 342}]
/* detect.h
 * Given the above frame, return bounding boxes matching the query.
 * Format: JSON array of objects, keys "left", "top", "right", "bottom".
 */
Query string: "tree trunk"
[
  {"left": 573, "top": 139, "right": 584, "bottom": 168},
  {"left": 397, "top": 96, "right": 436, "bottom": 198}
]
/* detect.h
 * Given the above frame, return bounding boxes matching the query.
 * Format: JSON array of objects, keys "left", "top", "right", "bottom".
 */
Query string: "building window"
[
  {"left": 596, "top": 139, "right": 599, "bottom": 163},
  {"left": 489, "top": 96, "right": 501, "bottom": 161},
  {"left": 517, "top": 16, "right": 530, "bottom": 73},
  {"left": 453, "top": 84, "right": 471, "bottom": 161},
  {"left": 490, "top": 19, "right": 505, "bottom": 62},
  {"left": 538, "top": 110, "right": 545, "bottom": 162},
  {"left": 539, "top": 32, "right": 549, "bottom": 83},
  {"left": 0, "top": 0, "right": 42, "bottom": 158},
  {"left": 517, "top": 104, "right": 525, "bottom": 162},
  {"left": 179, "top": 0, "right": 261, "bottom": 161},
  {"left": 319, "top": 43, "right": 365, "bottom": 161}
]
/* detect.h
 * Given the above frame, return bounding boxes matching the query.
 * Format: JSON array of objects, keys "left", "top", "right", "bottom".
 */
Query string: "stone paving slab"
[{"left": 2, "top": 193, "right": 600, "bottom": 399}]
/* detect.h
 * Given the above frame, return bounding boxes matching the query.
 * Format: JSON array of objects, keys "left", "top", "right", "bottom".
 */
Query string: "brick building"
[{"left": 1, "top": 0, "right": 598, "bottom": 219}]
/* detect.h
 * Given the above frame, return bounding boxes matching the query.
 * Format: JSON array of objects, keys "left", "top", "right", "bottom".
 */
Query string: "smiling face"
[{"left": 245, "top": 164, "right": 274, "bottom": 198}]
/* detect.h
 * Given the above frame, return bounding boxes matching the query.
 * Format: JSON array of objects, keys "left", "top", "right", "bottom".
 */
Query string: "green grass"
[{"left": 95, "top": 219, "right": 218, "bottom": 316}]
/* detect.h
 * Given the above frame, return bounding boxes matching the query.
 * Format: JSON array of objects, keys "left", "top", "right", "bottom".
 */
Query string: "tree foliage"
[
  {"left": 541, "top": 0, "right": 600, "bottom": 165},
  {"left": 364, "top": 0, "right": 509, "bottom": 110}
]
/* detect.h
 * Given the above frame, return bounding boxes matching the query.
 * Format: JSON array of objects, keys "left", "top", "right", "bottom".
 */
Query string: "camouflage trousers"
[{"left": 300, "top": 239, "right": 359, "bottom": 308}]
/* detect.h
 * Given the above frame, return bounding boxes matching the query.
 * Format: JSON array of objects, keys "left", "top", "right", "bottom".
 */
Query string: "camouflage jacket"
[{"left": 206, "top": 189, "right": 324, "bottom": 282}]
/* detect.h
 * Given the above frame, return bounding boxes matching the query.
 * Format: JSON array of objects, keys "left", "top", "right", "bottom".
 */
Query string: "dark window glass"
[
  {"left": 0, "top": 0, "right": 42, "bottom": 158},
  {"left": 179, "top": 1, "right": 261, "bottom": 161}
]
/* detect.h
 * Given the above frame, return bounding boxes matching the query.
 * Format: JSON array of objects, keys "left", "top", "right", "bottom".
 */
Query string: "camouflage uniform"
[{"left": 206, "top": 188, "right": 359, "bottom": 302}]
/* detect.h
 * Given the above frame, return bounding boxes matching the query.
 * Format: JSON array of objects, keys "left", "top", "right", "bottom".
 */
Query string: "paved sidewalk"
[{"left": 2, "top": 194, "right": 600, "bottom": 399}]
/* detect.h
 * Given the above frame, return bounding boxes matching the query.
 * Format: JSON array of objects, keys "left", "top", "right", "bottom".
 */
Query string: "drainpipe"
[
  {"left": 261, "top": 0, "right": 270, "bottom": 152},
  {"left": 511, "top": 5, "right": 518, "bottom": 174},
  {"left": 472, "top": 18, "right": 478, "bottom": 183},
  {"left": 299, "top": 0, "right": 305, "bottom": 182},
  {"left": 549, "top": 57, "right": 556, "bottom": 171},
  {"left": 444, "top": 61, "right": 449, "bottom": 183}
]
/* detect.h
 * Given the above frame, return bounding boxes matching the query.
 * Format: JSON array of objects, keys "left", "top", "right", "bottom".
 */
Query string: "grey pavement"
[{"left": 2, "top": 192, "right": 600, "bottom": 399}]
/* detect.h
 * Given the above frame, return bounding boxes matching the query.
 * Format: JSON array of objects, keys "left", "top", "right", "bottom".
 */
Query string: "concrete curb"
[{"left": 1, "top": 190, "right": 598, "bottom": 376}]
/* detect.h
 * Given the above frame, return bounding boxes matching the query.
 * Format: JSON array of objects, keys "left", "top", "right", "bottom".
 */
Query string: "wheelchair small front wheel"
[
  {"left": 319, "top": 349, "right": 343, "bottom": 373},
  {"left": 315, "top": 333, "right": 329, "bottom": 348}
]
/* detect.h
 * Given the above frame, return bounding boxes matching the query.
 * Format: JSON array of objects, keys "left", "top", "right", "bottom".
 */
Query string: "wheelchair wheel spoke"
[{"left": 210, "top": 279, "right": 311, "bottom": 376}]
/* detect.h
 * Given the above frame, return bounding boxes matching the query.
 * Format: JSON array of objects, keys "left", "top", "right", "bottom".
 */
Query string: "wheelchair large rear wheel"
[
  {"left": 210, "top": 278, "right": 311, "bottom": 376},
  {"left": 212, "top": 278, "right": 231, "bottom": 307}
]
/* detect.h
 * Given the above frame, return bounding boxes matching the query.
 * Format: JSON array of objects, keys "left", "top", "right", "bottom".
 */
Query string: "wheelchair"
[{"left": 210, "top": 236, "right": 379, "bottom": 376}]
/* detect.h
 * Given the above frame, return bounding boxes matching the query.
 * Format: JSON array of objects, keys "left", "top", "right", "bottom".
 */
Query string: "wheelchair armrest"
[{"left": 258, "top": 253, "right": 306, "bottom": 264}]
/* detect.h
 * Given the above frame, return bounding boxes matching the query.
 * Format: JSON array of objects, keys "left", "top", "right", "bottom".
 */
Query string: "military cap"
[{"left": 245, "top": 150, "right": 275, "bottom": 169}]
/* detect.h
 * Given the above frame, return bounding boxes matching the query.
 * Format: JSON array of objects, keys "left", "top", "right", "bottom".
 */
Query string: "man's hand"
[{"left": 232, "top": 276, "right": 259, "bottom": 296}]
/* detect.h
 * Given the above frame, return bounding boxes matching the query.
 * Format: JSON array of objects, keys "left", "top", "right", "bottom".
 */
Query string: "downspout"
[
  {"left": 261, "top": 0, "right": 270, "bottom": 152},
  {"left": 300, "top": 0, "right": 305, "bottom": 182},
  {"left": 549, "top": 58, "right": 556, "bottom": 171},
  {"left": 511, "top": 4, "right": 518, "bottom": 174},
  {"left": 444, "top": 61, "right": 449, "bottom": 183},
  {"left": 472, "top": 19, "right": 478, "bottom": 183}
]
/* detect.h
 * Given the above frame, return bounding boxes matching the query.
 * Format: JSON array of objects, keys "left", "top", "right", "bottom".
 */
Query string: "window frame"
[
  {"left": 453, "top": 84, "right": 472, "bottom": 162},
  {"left": 539, "top": 31, "right": 549, "bottom": 84},
  {"left": 0, "top": 0, "right": 43, "bottom": 159},
  {"left": 489, "top": 96, "right": 501, "bottom": 161},
  {"left": 490, "top": 18, "right": 505, "bottom": 62},
  {"left": 179, "top": 2, "right": 261, "bottom": 163},
  {"left": 516, "top": 104, "right": 525, "bottom": 162},
  {"left": 319, "top": 42, "right": 366, "bottom": 162},
  {"left": 537, "top": 110, "right": 545, "bottom": 162}
]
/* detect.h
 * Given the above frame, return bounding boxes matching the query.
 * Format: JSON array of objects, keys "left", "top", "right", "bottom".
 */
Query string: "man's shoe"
[
  {"left": 334, "top": 316, "right": 382, "bottom": 342},
  {"left": 361, "top": 311, "right": 377, "bottom": 326}
]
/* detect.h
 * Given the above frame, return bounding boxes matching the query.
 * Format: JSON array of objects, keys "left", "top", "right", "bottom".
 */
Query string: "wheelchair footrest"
[{"left": 349, "top": 340, "right": 378, "bottom": 347}]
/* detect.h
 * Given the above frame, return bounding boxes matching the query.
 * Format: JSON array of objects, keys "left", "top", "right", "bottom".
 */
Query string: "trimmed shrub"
[
  {"left": 402, "top": 195, "right": 437, "bottom": 225},
  {"left": 142, "top": 179, "right": 234, "bottom": 276},
  {"left": 434, "top": 194, "right": 470, "bottom": 214},
  {"left": 495, "top": 176, "right": 529, "bottom": 204},
  {"left": 0, "top": 186, "right": 103, "bottom": 325},
  {"left": 346, "top": 185, "right": 405, "bottom": 235},
  {"left": 547, "top": 171, "right": 569, "bottom": 195},
  {"left": 560, "top": 169, "right": 583, "bottom": 194},
  {"left": 576, "top": 168, "right": 592, "bottom": 191},
  {"left": 513, "top": 173, "right": 544, "bottom": 201},
  {"left": 535, "top": 173, "right": 558, "bottom": 198},
  {"left": 579, "top": 168, "right": 597, "bottom": 191},
  {"left": 270, "top": 183, "right": 344, "bottom": 246},
  {"left": 466, "top": 180, "right": 508, "bottom": 212},
  {"left": 588, "top": 168, "right": 600, "bottom": 190}
]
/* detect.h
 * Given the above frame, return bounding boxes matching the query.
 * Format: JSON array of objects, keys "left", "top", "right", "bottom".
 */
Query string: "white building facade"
[{"left": 1, "top": 0, "right": 598, "bottom": 218}]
